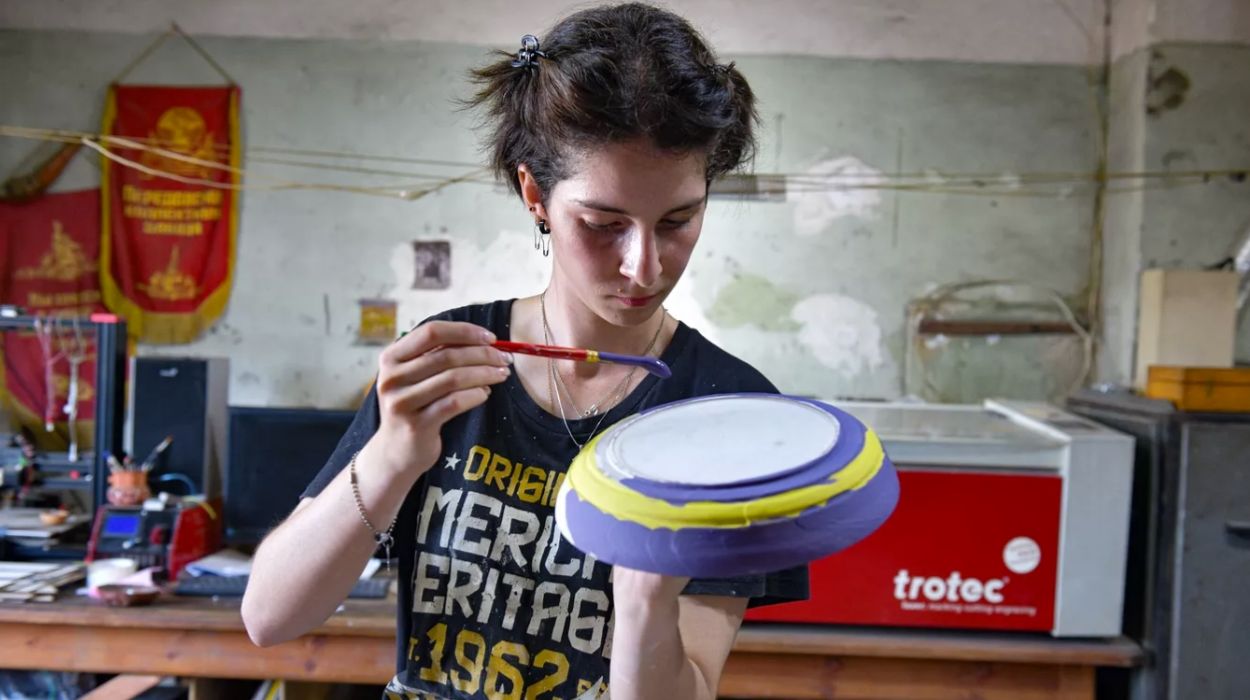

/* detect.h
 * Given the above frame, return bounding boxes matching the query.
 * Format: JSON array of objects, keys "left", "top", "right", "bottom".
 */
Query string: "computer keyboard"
[{"left": 174, "top": 575, "right": 391, "bottom": 599}]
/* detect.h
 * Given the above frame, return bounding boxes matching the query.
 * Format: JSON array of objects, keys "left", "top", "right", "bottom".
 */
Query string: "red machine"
[
  {"left": 86, "top": 499, "right": 221, "bottom": 580},
  {"left": 746, "top": 400, "right": 1134, "bottom": 637}
]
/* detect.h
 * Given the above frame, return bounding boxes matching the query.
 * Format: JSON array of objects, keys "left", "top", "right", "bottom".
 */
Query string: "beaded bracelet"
[{"left": 348, "top": 451, "right": 397, "bottom": 569}]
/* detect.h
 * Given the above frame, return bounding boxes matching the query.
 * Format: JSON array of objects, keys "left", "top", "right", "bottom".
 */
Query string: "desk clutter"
[
  {"left": 175, "top": 574, "right": 390, "bottom": 599},
  {"left": 175, "top": 549, "right": 390, "bottom": 598},
  {"left": 0, "top": 435, "right": 96, "bottom": 529},
  {"left": 0, "top": 561, "right": 85, "bottom": 603},
  {"left": 0, "top": 507, "right": 91, "bottom": 539},
  {"left": 1, "top": 357, "right": 391, "bottom": 613},
  {"left": 0, "top": 550, "right": 390, "bottom": 607},
  {"left": 87, "top": 498, "right": 221, "bottom": 579}
]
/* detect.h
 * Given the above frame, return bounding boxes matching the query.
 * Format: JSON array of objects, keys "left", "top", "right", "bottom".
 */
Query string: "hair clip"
[{"left": 511, "top": 34, "right": 547, "bottom": 70}]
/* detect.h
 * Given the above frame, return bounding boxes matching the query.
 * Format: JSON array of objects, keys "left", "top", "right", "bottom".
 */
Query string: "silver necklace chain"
[
  {"left": 541, "top": 290, "right": 663, "bottom": 417},
  {"left": 540, "top": 291, "right": 665, "bottom": 449},
  {"left": 543, "top": 300, "right": 620, "bottom": 418},
  {"left": 547, "top": 360, "right": 614, "bottom": 450}
]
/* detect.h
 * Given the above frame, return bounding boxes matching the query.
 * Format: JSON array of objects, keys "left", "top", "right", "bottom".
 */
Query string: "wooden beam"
[
  {"left": 0, "top": 595, "right": 1134, "bottom": 700},
  {"left": 0, "top": 622, "right": 395, "bottom": 684},
  {"left": 916, "top": 319, "right": 1079, "bottom": 336},
  {"left": 733, "top": 626, "right": 1142, "bottom": 667},
  {"left": 0, "top": 621, "right": 1106, "bottom": 699},
  {"left": 0, "top": 594, "right": 394, "bottom": 637},
  {"left": 718, "top": 653, "right": 1095, "bottom": 700},
  {"left": 80, "top": 674, "right": 163, "bottom": 700}
]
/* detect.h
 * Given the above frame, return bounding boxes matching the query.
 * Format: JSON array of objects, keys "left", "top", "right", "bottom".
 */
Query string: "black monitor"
[{"left": 225, "top": 406, "right": 356, "bottom": 546}]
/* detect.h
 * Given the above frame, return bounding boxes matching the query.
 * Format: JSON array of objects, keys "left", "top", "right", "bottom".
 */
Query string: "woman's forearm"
[
  {"left": 241, "top": 436, "right": 421, "bottom": 646},
  {"left": 608, "top": 592, "right": 711, "bottom": 700}
]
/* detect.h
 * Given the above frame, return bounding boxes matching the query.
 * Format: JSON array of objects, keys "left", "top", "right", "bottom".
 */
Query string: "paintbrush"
[
  {"left": 491, "top": 340, "right": 672, "bottom": 379},
  {"left": 138, "top": 435, "right": 173, "bottom": 473},
  {"left": 396, "top": 329, "right": 672, "bottom": 379}
]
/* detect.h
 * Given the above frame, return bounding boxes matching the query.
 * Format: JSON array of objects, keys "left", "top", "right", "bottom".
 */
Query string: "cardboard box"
[{"left": 1135, "top": 270, "right": 1236, "bottom": 389}]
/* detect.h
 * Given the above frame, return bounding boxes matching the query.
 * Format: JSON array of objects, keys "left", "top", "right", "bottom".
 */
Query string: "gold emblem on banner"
[
  {"left": 140, "top": 107, "right": 220, "bottom": 179},
  {"left": 138, "top": 246, "right": 198, "bottom": 301},
  {"left": 15, "top": 221, "right": 98, "bottom": 281}
]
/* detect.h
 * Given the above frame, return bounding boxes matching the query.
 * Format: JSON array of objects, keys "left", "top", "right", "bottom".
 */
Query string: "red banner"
[
  {"left": 100, "top": 84, "right": 240, "bottom": 343},
  {"left": 0, "top": 189, "right": 104, "bottom": 448}
]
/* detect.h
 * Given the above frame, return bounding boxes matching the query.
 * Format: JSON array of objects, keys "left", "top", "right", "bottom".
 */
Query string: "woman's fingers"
[
  {"left": 382, "top": 321, "right": 495, "bottom": 367},
  {"left": 378, "top": 345, "right": 510, "bottom": 396},
  {"left": 419, "top": 385, "right": 495, "bottom": 425},
  {"left": 376, "top": 321, "right": 510, "bottom": 432},
  {"left": 387, "top": 364, "right": 511, "bottom": 415}
]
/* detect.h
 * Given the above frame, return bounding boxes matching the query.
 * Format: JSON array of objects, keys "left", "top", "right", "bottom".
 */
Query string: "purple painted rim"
[
  {"left": 613, "top": 395, "right": 869, "bottom": 503},
  {"left": 561, "top": 456, "right": 900, "bottom": 578}
]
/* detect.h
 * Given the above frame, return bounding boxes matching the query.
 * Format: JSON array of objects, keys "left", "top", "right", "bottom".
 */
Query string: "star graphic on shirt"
[{"left": 443, "top": 453, "right": 462, "bottom": 470}]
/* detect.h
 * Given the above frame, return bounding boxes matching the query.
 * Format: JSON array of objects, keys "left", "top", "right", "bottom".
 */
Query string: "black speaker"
[{"left": 129, "top": 357, "right": 229, "bottom": 499}]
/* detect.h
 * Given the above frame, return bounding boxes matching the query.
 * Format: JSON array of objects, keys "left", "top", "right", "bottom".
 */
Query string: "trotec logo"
[{"left": 893, "top": 570, "right": 1006, "bottom": 604}]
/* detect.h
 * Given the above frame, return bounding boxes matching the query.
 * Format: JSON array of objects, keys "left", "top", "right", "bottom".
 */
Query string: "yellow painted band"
[
  {"left": 567, "top": 427, "right": 886, "bottom": 530},
  {"left": 586, "top": 350, "right": 600, "bottom": 363}
]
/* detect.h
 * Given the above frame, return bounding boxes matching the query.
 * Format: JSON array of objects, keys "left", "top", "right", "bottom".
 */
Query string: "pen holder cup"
[{"left": 107, "top": 470, "right": 151, "bottom": 507}]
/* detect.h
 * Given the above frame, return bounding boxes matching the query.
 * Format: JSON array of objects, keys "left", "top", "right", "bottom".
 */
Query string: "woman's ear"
[{"left": 517, "top": 164, "right": 546, "bottom": 219}]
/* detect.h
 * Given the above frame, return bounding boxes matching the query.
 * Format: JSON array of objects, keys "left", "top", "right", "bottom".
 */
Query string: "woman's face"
[{"left": 530, "top": 138, "right": 708, "bottom": 327}]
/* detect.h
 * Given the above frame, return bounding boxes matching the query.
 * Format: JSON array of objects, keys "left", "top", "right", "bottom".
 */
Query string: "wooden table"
[{"left": 0, "top": 593, "right": 1142, "bottom": 699}]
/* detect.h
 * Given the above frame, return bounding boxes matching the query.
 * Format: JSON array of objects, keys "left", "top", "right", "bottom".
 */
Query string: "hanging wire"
[
  {"left": 113, "top": 22, "right": 236, "bottom": 85},
  {"left": 1, "top": 125, "right": 491, "bottom": 199},
  {"left": 3, "top": 0, "right": 1247, "bottom": 205},
  {"left": 904, "top": 279, "right": 1094, "bottom": 402},
  {"left": 1, "top": 123, "right": 1245, "bottom": 200}
]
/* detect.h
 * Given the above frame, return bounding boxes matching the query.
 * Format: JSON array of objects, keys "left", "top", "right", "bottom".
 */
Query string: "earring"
[{"left": 534, "top": 219, "right": 551, "bottom": 257}]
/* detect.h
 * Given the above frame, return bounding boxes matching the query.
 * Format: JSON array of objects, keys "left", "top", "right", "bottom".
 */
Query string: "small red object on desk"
[{"left": 87, "top": 499, "right": 221, "bottom": 580}]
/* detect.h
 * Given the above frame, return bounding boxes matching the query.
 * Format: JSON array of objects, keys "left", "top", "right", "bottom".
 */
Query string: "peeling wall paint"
[
  {"left": 1145, "top": 57, "right": 1191, "bottom": 116},
  {"left": 791, "top": 294, "right": 885, "bottom": 379},
  {"left": 789, "top": 156, "right": 883, "bottom": 236},
  {"left": 707, "top": 274, "right": 801, "bottom": 332}
]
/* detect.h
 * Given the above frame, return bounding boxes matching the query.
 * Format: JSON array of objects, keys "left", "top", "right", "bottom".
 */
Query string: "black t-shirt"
[{"left": 302, "top": 299, "right": 808, "bottom": 700}]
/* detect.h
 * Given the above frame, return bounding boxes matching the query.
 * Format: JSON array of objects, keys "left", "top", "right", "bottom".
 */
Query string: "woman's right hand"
[{"left": 372, "top": 321, "right": 511, "bottom": 476}]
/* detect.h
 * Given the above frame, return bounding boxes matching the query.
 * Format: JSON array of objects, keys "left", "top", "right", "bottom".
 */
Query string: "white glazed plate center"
[{"left": 607, "top": 396, "right": 839, "bottom": 486}]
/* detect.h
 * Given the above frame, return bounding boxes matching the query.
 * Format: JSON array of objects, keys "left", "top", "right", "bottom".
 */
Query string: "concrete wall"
[
  {"left": 1099, "top": 46, "right": 1150, "bottom": 384},
  {"left": 0, "top": 28, "right": 1103, "bottom": 406},
  {"left": 1, "top": 0, "right": 1105, "bottom": 64},
  {"left": 1098, "top": 0, "right": 1250, "bottom": 384},
  {"left": 1140, "top": 43, "right": 1250, "bottom": 363},
  {"left": 0, "top": 3, "right": 1114, "bottom": 407},
  {"left": 1112, "top": 0, "right": 1250, "bottom": 59}
]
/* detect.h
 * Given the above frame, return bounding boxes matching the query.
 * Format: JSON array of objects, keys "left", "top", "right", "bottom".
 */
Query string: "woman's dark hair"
[{"left": 466, "top": 2, "right": 758, "bottom": 201}]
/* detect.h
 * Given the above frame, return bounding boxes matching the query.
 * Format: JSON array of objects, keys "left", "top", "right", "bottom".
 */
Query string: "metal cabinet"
[{"left": 1068, "top": 391, "right": 1250, "bottom": 700}]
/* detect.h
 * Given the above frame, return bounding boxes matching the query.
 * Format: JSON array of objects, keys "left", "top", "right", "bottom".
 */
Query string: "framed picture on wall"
[
  {"left": 357, "top": 298, "right": 397, "bottom": 345},
  {"left": 412, "top": 241, "right": 451, "bottom": 290}
]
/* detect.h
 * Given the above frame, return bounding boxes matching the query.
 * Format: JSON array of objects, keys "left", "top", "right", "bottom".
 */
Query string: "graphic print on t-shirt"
[{"left": 387, "top": 440, "right": 615, "bottom": 700}]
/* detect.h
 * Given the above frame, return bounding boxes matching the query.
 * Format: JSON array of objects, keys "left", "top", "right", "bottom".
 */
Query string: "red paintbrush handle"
[{"left": 492, "top": 340, "right": 591, "bottom": 362}]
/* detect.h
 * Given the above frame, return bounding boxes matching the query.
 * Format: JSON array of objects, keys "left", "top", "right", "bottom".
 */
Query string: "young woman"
[{"left": 242, "top": 4, "right": 807, "bottom": 699}]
